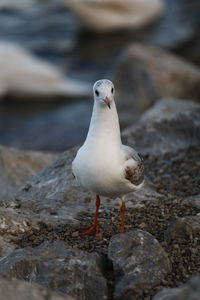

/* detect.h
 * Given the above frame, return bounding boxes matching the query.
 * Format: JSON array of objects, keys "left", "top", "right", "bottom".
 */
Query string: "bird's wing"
[{"left": 122, "top": 145, "right": 144, "bottom": 186}]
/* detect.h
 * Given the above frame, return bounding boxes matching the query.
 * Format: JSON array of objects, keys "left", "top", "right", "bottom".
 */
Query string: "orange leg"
[
  {"left": 78, "top": 195, "right": 101, "bottom": 236},
  {"left": 120, "top": 199, "right": 126, "bottom": 233}
]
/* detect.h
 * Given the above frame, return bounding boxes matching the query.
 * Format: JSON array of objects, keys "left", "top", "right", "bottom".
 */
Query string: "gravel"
[{"left": 10, "top": 145, "right": 200, "bottom": 299}]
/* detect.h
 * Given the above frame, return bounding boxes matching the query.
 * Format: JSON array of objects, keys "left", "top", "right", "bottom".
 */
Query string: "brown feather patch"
[{"left": 125, "top": 161, "right": 144, "bottom": 186}]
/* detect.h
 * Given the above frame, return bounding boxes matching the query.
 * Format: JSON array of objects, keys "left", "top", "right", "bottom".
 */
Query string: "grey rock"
[
  {"left": 0, "top": 207, "right": 39, "bottom": 256},
  {"left": 14, "top": 148, "right": 93, "bottom": 225},
  {"left": 182, "top": 195, "right": 200, "bottom": 209},
  {"left": 13, "top": 100, "right": 200, "bottom": 227},
  {"left": 141, "top": 98, "right": 200, "bottom": 123},
  {"left": 108, "top": 230, "right": 171, "bottom": 299},
  {"left": 0, "top": 145, "right": 58, "bottom": 201},
  {"left": 153, "top": 276, "right": 200, "bottom": 300},
  {"left": 122, "top": 106, "right": 200, "bottom": 156},
  {"left": 114, "top": 43, "right": 200, "bottom": 127},
  {"left": 0, "top": 241, "right": 108, "bottom": 300},
  {"left": 14, "top": 149, "right": 163, "bottom": 228},
  {"left": 164, "top": 216, "right": 200, "bottom": 243},
  {"left": 0, "top": 278, "right": 75, "bottom": 300}
]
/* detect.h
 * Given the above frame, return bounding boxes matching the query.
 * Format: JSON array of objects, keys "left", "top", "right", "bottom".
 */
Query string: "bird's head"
[{"left": 93, "top": 79, "right": 115, "bottom": 109}]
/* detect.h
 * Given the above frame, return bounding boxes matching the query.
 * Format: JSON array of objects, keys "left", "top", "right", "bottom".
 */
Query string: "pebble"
[{"left": 71, "top": 231, "right": 79, "bottom": 238}]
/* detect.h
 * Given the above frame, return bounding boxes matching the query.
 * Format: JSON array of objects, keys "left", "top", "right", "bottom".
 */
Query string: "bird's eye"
[
  {"left": 111, "top": 87, "right": 114, "bottom": 94},
  {"left": 95, "top": 90, "right": 99, "bottom": 96}
]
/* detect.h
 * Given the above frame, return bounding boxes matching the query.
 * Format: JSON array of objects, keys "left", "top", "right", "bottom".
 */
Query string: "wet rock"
[
  {"left": 122, "top": 105, "right": 200, "bottom": 156},
  {"left": 0, "top": 241, "right": 108, "bottom": 300},
  {"left": 108, "top": 230, "right": 171, "bottom": 299},
  {"left": 114, "top": 43, "right": 200, "bottom": 126},
  {"left": 0, "top": 278, "right": 75, "bottom": 300},
  {"left": 153, "top": 276, "right": 200, "bottom": 300},
  {"left": 0, "top": 145, "right": 58, "bottom": 201},
  {"left": 164, "top": 216, "right": 200, "bottom": 243}
]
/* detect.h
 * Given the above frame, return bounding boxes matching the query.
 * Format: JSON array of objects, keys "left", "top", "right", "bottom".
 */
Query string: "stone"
[
  {"left": 108, "top": 230, "right": 171, "bottom": 299},
  {"left": 0, "top": 241, "right": 108, "bottom": 300},
  {"left": 141, "top": 98, "right": 200, "bottom": 123},
  {"left": 182, "top": 195, "right": 200, "bottom": 210},
  {"left": 0, "top": 207, "right": 41, "bottom": 256},
  {"left": 122, "top": 105, "right": 200, "bottom": 156},
  {"left": 113, "top": 43, "right": 200, "bottom": 127},
  {"left": 0, "top": 145, "right": 58, "bottom": 201},
  {"left": 153, "top": 276, "right": 200, "bottom": 300},
  {"left": 164, "top": 216, "right": 200, "bottom": 243},
  {"left": 0, "top": 278, "right": 75, "bottom": 300},
  {"left": 65, "top": 0, "right": 164, "bottom": 32},
  {"left": 14, "top": 148, "right": 163, "bottom": 228},
  {"left": 12, "top": 100, "right": 200, "bottom": 226},
  {"left": 14, "top": 148, "right": 93, "bottom": 224}
]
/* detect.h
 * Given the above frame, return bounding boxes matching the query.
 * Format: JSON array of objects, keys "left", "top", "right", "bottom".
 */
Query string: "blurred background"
[{"left": 0, "top": 0, "right": 199, "bottom": 152}]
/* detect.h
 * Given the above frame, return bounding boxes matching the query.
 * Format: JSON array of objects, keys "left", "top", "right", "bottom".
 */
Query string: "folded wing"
[{"left": 122, "top": 145, "right": 145, "bottom": 186}]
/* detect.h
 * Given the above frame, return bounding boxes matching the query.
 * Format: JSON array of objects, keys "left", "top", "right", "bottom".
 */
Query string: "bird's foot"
[{"left": 77, "top": 222, "right": 100, "bottom": 237}]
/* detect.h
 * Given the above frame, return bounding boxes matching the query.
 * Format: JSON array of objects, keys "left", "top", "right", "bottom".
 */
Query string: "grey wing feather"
[{"left": 122, "top": 145, "right": 145, "bottom": 186}]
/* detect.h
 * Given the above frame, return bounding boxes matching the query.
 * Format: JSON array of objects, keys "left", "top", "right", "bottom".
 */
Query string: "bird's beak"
[{"left": 104, "top": 96, "right": 111, "bottom": 109}]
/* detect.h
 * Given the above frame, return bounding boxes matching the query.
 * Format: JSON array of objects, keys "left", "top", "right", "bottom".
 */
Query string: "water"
[{"left": 0, "top": 0, "right": 199, "bottom": 151}]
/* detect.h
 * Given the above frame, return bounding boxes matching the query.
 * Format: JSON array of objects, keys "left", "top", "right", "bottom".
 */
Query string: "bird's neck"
[{"left": 85, "top": 100, "right": 122, "bottom": 147}]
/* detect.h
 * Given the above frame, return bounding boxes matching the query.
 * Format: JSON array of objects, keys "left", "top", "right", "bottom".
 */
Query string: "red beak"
[{"left": 104, "top": 96, "right": 111, "bottom": 109}]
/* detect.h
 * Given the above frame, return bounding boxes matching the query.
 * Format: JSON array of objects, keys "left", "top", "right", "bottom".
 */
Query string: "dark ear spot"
[{"left": 95, "top": 90, "right": 99, "bottom": 96}]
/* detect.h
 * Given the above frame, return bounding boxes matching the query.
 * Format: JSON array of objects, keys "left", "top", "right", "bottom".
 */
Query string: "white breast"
[{"left": 72, "top": 144, "right": 135, "bottom": 198}]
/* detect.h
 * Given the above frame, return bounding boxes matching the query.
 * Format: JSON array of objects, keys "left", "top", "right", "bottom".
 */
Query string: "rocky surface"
[
  {"left": 122, "top": 107, "right": 200, "bottom": 156},
  {"left": 0, "top": 278, "right": 75, "bottom": 300},
  {"left": 164, "top": 216, "right": 200, "bottom": 243},
  {"left": 0, "top": 145, "right": 58, "bottom": 201},
  {"left": 141, "top": 98, "right": 200, "bottom": 123},
  {"left": 114, "top": 43, "right": 200, "bottom": 126},
  {"left": 108, "top": 230, "right": 171, "bottom": 299},
  {"left": 0, "top": 99, "right": 199, "bottom": 299},
  {"left": 0, "top": 241, "right": 108, "bottom": 300},
  {"left": 153, "top": 276, "right": 200, "bottom": 300}
]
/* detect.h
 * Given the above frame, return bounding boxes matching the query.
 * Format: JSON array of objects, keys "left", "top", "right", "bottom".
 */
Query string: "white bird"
[
  {"left": 0, "top": 42, "right": 90, "bottom": 99},
  {"left": 72, "top": 79, "right": 144, "bottom": 236},
  {"left": 65, "top": 0, "right": 164, "bottom": 32}
]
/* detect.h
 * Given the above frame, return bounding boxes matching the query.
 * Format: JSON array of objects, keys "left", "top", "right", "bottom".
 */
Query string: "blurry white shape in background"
[
  {"left": 65, "top": 0, "right": 165, "bottom": 32},
  {"left": 0, "top": 42, "right": 91, "bottom": 99}
]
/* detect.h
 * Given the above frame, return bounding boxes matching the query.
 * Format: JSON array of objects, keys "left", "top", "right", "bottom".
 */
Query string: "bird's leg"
[
  {"left": 78, "top": 195, "right": 101, "bottom": 236},
  {"left": 120, "top": 198, "right": 126, "bottom": 233}
]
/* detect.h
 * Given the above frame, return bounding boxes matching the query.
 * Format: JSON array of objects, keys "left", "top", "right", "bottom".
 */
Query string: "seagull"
[
  {"left": 65, "top": 0, "right": 164, "bottom": 32},
  {"left": 72, "top": 79, "right": 144, "bottom": 236},
  {"left": 0, "top": 42, "right": 90, "bottom": 99}
]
